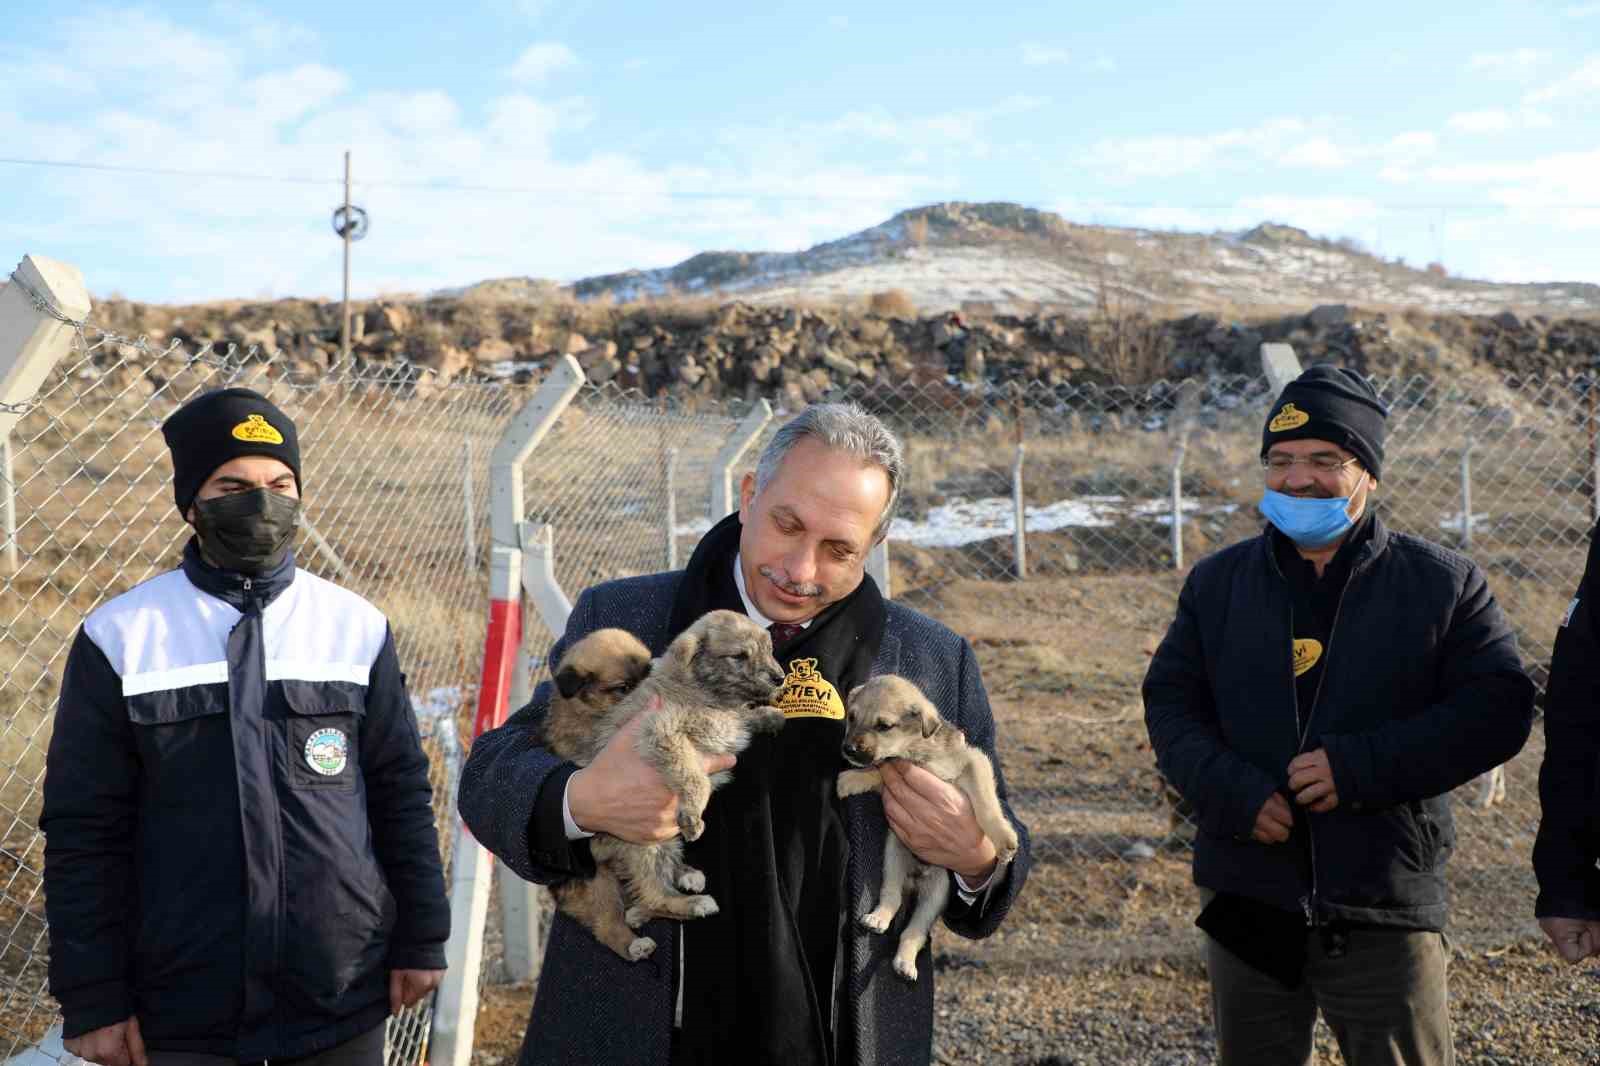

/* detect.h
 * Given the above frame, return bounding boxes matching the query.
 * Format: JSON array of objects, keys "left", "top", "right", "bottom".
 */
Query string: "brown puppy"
[
  {"left": 835, "top": 674, "right": 1019, "bottom": 982},
  {"left": 577, "top": 609, "right": 787, "bottom": 933},
  {"left": 540, "top": 628, "right": 657, "bottom": 960}
]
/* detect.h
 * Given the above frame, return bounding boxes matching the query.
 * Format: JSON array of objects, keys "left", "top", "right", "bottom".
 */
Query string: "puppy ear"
[
  {"left": 847, "top": 683, "right": 866, "bottom": 704},
  {"left": 554, "top": 665, "right": 588, "bottom": 700},
  {"left": 666, "top": 627, "right": 700, "bottom": 665},
  {"left": 920, "top": 705, "right": 943, "bottom": 739}
]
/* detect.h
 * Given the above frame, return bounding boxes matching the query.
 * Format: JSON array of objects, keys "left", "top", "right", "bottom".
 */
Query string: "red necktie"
[{"left": 768, "top": 622, "right": 805, "bottom": 646}]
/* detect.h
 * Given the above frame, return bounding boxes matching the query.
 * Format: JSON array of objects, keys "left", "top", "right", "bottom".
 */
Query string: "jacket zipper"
[{"left": 1278, "top": 546, "right": 1366, "bottom": 928}]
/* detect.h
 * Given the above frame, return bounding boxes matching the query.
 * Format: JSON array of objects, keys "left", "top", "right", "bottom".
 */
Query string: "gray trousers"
[
  {"left": 1205, "top": 927, "right": 1453, "bottom": 1066},
  {"left": 146, "top": 1024, "right": 385, "bottom": 1066}
]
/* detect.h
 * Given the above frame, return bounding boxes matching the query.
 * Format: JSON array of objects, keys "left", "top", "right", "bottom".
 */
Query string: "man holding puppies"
[
  {"left": 1143, "top": 366, "right": 1534, "bottom": 1065},
  {"left": 460, "top": 403, "right": 1030, "bottom": 1066}
]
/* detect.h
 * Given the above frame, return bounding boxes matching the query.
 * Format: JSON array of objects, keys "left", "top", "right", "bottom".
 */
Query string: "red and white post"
[{"left": 429, "top": 355, "right": 585, "bottom": 1066}]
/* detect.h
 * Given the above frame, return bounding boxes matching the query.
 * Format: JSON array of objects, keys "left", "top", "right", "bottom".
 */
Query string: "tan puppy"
[
  {"left": 835, "top": 674, "right": 1019, "bottom": 982},
  {"left": 578, "top": 609, "right": 787, "bottom": 933},
  {"left": 540, "top": 628, "right": 657, "bottom": 960}
]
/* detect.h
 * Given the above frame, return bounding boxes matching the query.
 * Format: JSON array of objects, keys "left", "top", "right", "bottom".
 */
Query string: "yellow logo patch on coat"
[
  {"left": 776, "top": 657, "right": 845, "bottom": 720},
  {"left": 231, "top": 413, "right": 285, "bottom": 445},
  {"left": 1269, "top": 404, "right": 1311, "bottom": 432},
  {"left": 1292, "top": 639, "right": 1323, "bottom": 678}
]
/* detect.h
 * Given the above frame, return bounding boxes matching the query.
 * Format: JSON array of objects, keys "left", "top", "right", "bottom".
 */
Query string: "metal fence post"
[
  {"left": 710, "top": 400, "right": 773, "bottom": 520},
  {"left": 665, "top": 447, "right": 679, "bottom": 570},
  {"left": 463, "top": 438, "right": 477, "bottom": 580},
  {"left": 1, "top": 255, "right": 93, "bottom": 575},
  {"left": 431, "top": 355, "right": 584, "bottom": 1066},
  {"left": 1460, "top": 441, "right": 1474, "bottom": 550},
  {"left": 2, "top": 436, "right": 15, "bottom": 574},
  {"left": 1170, "top": 439, "right": 1187, "bottom": 571},
  {"left": 1590, "top": 379, "right": 1600, "bottom": 524},
  {"left": 1012, "top": 443, "right": 1027, "bottom": 580},
  {"left": 867, "top": 537, "right": 891, "bottom": 598}
]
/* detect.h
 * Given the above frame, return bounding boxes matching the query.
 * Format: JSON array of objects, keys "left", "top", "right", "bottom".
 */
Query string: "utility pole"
[
  {"left": 331, "top": 150, "right": 367, "bottom": 366},
  {"left": 341, "top": 150, "right": 352, "bottom": 363}
]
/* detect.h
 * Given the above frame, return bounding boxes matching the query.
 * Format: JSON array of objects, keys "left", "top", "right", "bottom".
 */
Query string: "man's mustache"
[{"left": 759, "top": 565, "right": 821, "bottom": 597}]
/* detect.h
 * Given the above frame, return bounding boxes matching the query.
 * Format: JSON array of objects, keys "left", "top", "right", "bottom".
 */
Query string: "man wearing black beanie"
[
  {"left": 42, "top": 387, "right": 450, "bottom": 1066},
  {"left": 1144, "top": 364, "right": 1534, "bottom": 1064}
]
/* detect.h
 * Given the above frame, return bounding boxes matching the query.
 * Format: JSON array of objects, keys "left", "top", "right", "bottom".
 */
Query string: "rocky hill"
[
  {"left": 452, "top": 202, "right": 1600, "bottom": 318},
  {"left": 83, "top": 292, "right": 1600, "bottom": 409}
]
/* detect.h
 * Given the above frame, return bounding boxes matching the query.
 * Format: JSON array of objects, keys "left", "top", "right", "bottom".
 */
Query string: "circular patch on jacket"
[
  {"left": 1291, "top": 638, "right": 1323, "bottom": 678},
  {"left": 304, "top": 727, "right": 349, "bottom": 776}
]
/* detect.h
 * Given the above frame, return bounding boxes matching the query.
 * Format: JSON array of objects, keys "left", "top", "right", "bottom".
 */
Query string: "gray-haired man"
[{"left": 460, "top": 403, "right": 1031, "bottom": 1066}]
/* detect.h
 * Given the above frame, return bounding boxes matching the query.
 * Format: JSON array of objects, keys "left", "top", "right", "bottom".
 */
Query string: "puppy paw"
[
  {"left": 892, "top": 954, "right": 919, "bottom": 982},
  {"left": 686, "top": 894, "right": 720, "bottom": 919},
  {"left": 859, "top": 909, "right": 893, "bottom": 934},
  {"left": 627, "top": 936, "right": 657, "bottom": 961},
  {"left": 676, "top": 868, "right": 707, "bottom": 893},
  {"left": 836, "top": 769, "right": 881, "bottom": 798},
  {"left": 624, "top": 906, "right": 650, "bottom": 930},
  {"left": 679, "top": 815, "right": 706, "bottom": 842}
]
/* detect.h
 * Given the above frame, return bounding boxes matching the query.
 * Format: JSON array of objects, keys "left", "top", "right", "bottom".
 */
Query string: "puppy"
[
  {"left": 835, "top": 675, "right": 1019, "bottom": 982},
  {"left": 579, "top": 609, "right": 787, "bottom": 933},
  {"left": 540, "top": 628, "right": 657, "bottom": 960}
]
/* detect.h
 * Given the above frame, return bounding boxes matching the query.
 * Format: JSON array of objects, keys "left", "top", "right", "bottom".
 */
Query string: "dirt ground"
[{"left": 463, "top": 569, "right": 1585, "bottom": 1065}]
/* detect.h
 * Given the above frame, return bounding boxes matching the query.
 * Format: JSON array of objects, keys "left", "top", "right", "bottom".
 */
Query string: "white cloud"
[
  {"left": 247, "top": 65, "right": 349, "bottom": 126},
  {"left": 1021, "top": 44, "right": 1071, "bottom": 67},
  {"left": 1091, "top": 56, "right": 1117, "bottom": 72},
  {"left": 1281, "top": 137, "right": 1347, "bottom": 169},
  {"left": 1445, "top": 107, "right": 1554, "bottom": 133},
  {"left": 507, "top": 42, "right": 579, "bottom": 84},
  {"left": 1083, "top": 119, "right": 1442, "bottom": 183},
  {"left": 1466, "top": 48, "right": 1551, "bottom": 76},
  {"left": 211, "top": 2, "right": 319, "bottom": 53},
  {"left": 1081, "top": 118, "right": 1311, "bottom": 180},
  {"left": 1562, "top": 3, "right": 1600, "bottom": 16},
  {"left": 0, "top": 7, "right": 959, "bottom": 301},
  {"left": 828, "top": 15, "right": 850, "bottom": 29},
  {"left": 1526, "top": 55, "right": 1600, "bottom": 102},
  {"left": 825, "top": 95, "right": 1046, "bottom": 150}
]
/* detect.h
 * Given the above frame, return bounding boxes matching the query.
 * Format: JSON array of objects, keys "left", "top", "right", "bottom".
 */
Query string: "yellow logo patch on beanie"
[
  {"left": 231, "top": 413, "right": 285, "bottom": 445},
  {"left": 1269, "top": 403, "right": 1311, "bottom": 432},
  {"left": 1292, "top": 638, "right": 1323, "bottom": 678},
  {"left": 775, "top": 658, "right": 846, "bottom": 720}
]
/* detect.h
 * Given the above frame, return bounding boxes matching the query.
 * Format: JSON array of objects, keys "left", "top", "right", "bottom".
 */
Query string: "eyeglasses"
[{"left": 1261, "top": 454, "right": 1361, "bottom": 474}]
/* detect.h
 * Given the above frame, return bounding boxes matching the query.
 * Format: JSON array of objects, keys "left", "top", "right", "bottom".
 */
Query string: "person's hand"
[
  {"left": 880, "top": 761, "right": 998, "bottom": 883},
  {"left": 63, "top": 1017, "right": 146, "bottom": 1066},
  {"left": 1287, "top": 749, "right": 1339, "bottom": 813},
  {"left": 1252, "top": 792, "right": 1294, "bottom": 844},
  {"left": 389, "top": 969, "right": 446, "bottom": 1013},
  {"left": 1539, "top": 916, "right": 1600, "bottom": 964},
  {"left": 566, "top": 701, "right": 735, "bottom": 844}
]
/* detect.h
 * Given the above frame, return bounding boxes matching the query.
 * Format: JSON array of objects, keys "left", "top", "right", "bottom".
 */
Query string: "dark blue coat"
[
  {"left": 41, "top": 549, "right": 449, "bottom": 1057},
  {"left": 458, "top": 571, "right": 1031, "bottom": 1066},
  {"left": 1143, "top": 516, "right": 1534, "bottom": 930}
]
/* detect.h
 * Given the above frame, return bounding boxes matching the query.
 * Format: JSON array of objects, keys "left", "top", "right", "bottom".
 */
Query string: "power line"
[{"left": 3, "top": 154, "right": 1598, "bottom": 210}]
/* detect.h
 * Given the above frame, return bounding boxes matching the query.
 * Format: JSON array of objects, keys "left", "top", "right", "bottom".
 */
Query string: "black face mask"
[{"left": 192, "top": 488, "right": 300, "bottom": 575}]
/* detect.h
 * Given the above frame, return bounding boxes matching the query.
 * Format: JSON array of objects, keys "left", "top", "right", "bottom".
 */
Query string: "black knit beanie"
[
  {"left": 161, "top": 387, "right": 302, "bottom": 514},
  {"left": 1261, "top": 365, "right": 1389, "bottom": 479}
]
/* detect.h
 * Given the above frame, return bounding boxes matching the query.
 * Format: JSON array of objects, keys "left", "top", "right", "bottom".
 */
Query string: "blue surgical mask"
[{"left": 1259, "top": 489, "right": 1362, "bottom": 548}]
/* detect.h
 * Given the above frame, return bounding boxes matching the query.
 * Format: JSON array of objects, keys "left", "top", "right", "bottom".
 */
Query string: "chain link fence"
[
  {"left": 816, "top": 370, "right": 1587, "bottom": 977},
  {"left": 0, "top": 322, "right": 517, "bottom": 1063},
  {"left": 0, "top": 310, "right": 1586, "bottom": 1060}
]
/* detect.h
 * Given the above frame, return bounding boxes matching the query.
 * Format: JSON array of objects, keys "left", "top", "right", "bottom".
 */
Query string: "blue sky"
[{"left": 2, "top": 1, "right": 1596, "bottom": 304}]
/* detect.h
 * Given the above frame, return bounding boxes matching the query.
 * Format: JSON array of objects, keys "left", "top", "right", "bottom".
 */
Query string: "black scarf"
[{"left": 667, "top": 514, "right": 886, "bottom": 1066}]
